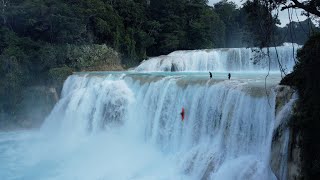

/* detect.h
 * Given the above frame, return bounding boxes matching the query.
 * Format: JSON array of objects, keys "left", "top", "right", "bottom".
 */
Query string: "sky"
[{"left": 208, "top": 0, "right": 308, "bottom": 27}]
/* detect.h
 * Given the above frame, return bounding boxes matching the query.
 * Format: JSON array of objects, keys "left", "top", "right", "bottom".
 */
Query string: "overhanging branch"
[{"left": 281, "top": 0, "right": 320, "bottom": 17}]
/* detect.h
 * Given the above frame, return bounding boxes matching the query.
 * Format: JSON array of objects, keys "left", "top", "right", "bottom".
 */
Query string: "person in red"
[{"left": 180, "top": 107, "right": 185, "bottom": 121}]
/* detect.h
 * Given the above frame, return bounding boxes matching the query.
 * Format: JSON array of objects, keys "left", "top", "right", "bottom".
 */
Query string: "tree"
[
  {"left": 111, "top": 0, "right": 153, "bottom": 59},
  {"left": 278, "top": 0, "right": 320, "bottom": 17},
  {"left": 4, "top": 0, "right": 88, "bottom": 44},
  {"left": 183, "top": 0, "right": 223, "bottom": 49},
  {"left": 148, "top": 0, "right": 225, "bottom": 55},
  {"left": 214, "top": 0, "right": 243, "bottom": 47},
  {"left": 0, "top": 0, "right": 9, "bottom": 25},
  {"left": 243, "top": 0, "right": 281, "bottom": 47},
  {"left": 148, "top": 0, "right": 187, "bottom": 54},
  {"left": 279, "top": 18, "right": 320, "bottom": 45}
]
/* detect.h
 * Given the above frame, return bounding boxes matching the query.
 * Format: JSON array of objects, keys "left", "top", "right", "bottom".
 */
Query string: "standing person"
[
  {"left": 209, "top": 72, "right": 212, "bottom": 79},
  {"left": 228, "top": 73, "right": 231, "bottom": 80}
]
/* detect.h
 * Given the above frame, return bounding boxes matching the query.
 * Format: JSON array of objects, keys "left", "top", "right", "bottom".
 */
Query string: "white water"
[
  {"left": 274, "top": 93, "right": 298, "bottom": 180},
  {"left": 0, "top": 72, "right": 281, "bottom": 180},
  {"left": 135, "top": 45, "right": 299, "bottom": 72}
]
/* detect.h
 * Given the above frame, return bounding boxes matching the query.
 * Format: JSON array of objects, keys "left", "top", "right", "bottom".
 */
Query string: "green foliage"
[
  {"left": 281, "top": 33, "right": 320, "bottom": 179},
  {"left": 0, "top": 25, "right": 121, "bottom": 117},
  {"left": 243, "top": 0, "right": 281, "bottom": 47},
  {"left": 47, "top": 66, "right": 73, "bottom": 87},
  {"left": 278, "top": 18, "right": 320, "bottom": 45},
  {"left": 214, "top": 0, "right": 243, "bottom": 47},
  {"left": 66, "top": 44, "right": 120, "bottom": 70},
  {"left": 0, "top": 28, "right": 33, "bottom": 112},
  {"left": 0, "top": 56, "right": 26, "bottom": 112},
  {"left": 147, "top": 0, "right": 227, "bottom": 55},
  {"left": 5, "top": 0, "right": 87, "bottom": 44},
  {"left": 185, "top": 3, "right": 223, "bottom": 49}
]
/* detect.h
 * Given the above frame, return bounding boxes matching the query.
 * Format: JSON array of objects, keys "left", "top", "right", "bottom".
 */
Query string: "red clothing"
[{"left": 181, "top": 108, "right": 185, "bottom": 121}]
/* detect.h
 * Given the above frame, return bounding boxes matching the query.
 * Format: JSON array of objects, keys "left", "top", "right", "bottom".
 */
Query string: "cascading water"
[
  {"left": 0, "top": 45, "right": 297, "bottom": 179},
  {"left": 271, "top": 90, "right": 298, "bottom": 180},
  {"left": 135, "top": 45, "right": 299, "bottom": 72},
  {"left": 0, "top": 71, "right": 282, "bottom": 180}
]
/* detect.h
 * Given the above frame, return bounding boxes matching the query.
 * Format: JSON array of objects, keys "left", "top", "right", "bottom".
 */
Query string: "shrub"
[
  {"left": 66, "top": 44, "right": 121, "bottom": 70},
  {"left": 48, "top": 66, "right": 74, "bottom": 87}
]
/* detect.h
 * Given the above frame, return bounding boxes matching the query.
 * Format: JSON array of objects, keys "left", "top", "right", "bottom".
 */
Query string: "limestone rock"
[{"left": 271, "top": 85, "right": 302, "bottom": 180}]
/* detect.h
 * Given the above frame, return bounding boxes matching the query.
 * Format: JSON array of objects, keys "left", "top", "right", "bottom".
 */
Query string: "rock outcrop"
[
  {"left": 15, "top": 86, "right": 59, "bottom": 128},
  {"left": 271, "top": 85, "right": 302, "bottom": 180}
]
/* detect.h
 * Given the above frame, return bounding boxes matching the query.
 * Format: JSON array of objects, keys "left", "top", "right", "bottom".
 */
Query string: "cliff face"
[
  {"left": 17, "top": 86, "right": 59, "bottom": 128},
  {"left": 0, "top": 86, "right": 59, "bottom": 130},
  {"left": 271, "top": 85, "right": 302, "bottom": 180}
]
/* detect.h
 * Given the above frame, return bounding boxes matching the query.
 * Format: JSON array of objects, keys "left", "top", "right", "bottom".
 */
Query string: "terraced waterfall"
[{"left": 0, "top": 46, "right": 297, "bottom": 180}]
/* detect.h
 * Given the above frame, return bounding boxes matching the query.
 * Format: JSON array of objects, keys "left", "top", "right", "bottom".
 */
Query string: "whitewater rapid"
[
  {"left": 135, "top": 45, "right": 298, "bottom": 72},
  {"left": 0, "top": 72, "right": 281, "bottom": 180}
]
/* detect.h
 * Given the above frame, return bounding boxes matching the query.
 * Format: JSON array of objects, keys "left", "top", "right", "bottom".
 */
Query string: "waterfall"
[
  {"left": 29, "top": 73, "right": 278, "bottom": 179},
  {"left": 271, "top": 89, "right": 298, "bottom": 180},
  {"left": 0, "top": 45, "right": 299, "bottom": 179},
  {"left": 135, "top": 45, "right": 299, "bottom": 72}
]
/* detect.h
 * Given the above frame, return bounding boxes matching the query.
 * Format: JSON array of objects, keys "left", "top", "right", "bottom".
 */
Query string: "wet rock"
[
  {"left": 171, "top": 63, "right": 178, "bottom": 72},
  {"left": 271, "top": 85, "right": 302, "bottom": 180}
]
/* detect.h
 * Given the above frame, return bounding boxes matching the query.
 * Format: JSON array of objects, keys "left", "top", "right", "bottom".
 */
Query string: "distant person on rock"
[
  {"left": 228, "top": 73, "right": 231, "bottom": 80},
  {"left": 209, "top": 72, "right": 212, "bottom": 79}
]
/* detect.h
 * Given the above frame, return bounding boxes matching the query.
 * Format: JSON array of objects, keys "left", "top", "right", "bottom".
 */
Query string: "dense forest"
[{"left": 0, "top": 0, "right": 318, "bottom": 123}]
